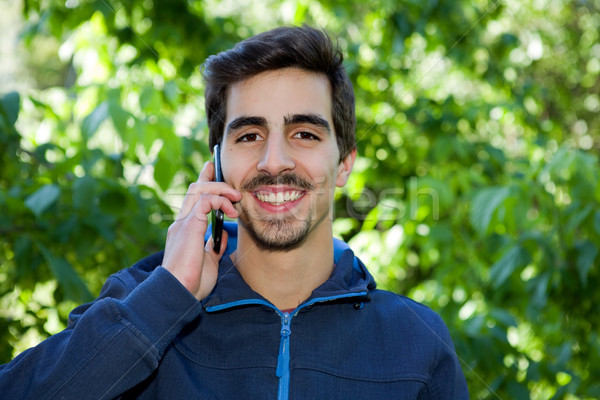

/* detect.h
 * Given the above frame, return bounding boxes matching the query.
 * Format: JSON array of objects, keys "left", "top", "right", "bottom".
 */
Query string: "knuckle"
[
  {"left": 188, "top": 181, "right": 209, "bottom": 195},
  {"left": 187, "top": 182, "right": 199, "bottom": 194}
]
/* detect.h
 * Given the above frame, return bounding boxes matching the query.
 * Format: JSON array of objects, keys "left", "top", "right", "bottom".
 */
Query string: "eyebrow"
[
  {"left": 225, "top": 116, "right": 268, "bottom": 135},
  {"left": 284, "top": 113, "right": 331, "bottom": 133},
  {"left": 225, "top": 113, "right": 331, "bottom": 136}
]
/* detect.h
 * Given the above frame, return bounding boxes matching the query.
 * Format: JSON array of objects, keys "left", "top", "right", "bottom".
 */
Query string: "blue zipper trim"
[
  {"left": 276, "top": 312, "right": 291, "bottom": 400},
  {"left": 205, "top": 290, "right": 368, "bottom": 314},
  {"left": 205, "top": 291, "right": 369, "bottom": 400},
  {"left": 205, "top": 298, "right": 274, "bottom": 313}
]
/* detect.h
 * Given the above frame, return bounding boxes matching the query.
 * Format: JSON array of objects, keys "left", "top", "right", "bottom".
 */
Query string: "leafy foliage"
[{"left": 1, "top": 0, "right": 599, "bottom": 398}]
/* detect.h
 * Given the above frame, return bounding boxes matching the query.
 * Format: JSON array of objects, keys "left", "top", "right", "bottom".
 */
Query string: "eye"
[
  {"left": 237, "top": 132, "right": 263, "bottom": 142},
  {"left": 293, "top": 131, "right": 320, "bottom": 141}
]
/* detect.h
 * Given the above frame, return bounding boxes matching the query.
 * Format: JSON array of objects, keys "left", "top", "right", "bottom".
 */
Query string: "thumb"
[
  {"left": 205, "top": 229, "right": 229, "bottom": 258},
  {"left": 196, "top": 230, "right": 229, "bottom": 300}
]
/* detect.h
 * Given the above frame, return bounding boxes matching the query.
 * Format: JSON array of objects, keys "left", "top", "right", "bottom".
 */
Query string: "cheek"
[
  {"left": 221, "top": 149, "right": 240, "bottom": 180},
  {"left": 309, "top": 165, "right": 339, "bottom": 192},
  {"left": 221, "top": 153, "right": 256, "bottom": 188}
]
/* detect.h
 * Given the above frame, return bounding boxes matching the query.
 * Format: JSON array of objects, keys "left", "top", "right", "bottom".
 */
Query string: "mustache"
[{"left": 240, "top": 173, "right": 315, "bottom": 192}]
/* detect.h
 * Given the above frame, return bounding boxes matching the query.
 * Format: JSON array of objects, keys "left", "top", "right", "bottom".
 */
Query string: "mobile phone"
[{"left": 211, "top": 144, "right": 224, "bottom": 252}]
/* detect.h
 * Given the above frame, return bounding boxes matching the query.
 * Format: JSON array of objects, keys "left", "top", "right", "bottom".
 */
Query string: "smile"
[{"left": 254, "top": 190, "right": 304, "bottom": 206}]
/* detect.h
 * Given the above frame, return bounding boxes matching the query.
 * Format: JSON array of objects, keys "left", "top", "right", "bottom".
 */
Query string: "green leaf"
[
  {"left": 13, "top": 236, "right": 41, "bottom": 281},
  {"left": 464, "top": 315, "right": 485, "bottom": 336},
  {"left": 576, "top": 241, "right": 598, "bottom": 286},
  {"left": 566, "top": 203, "right": 593, "bottom": 234},
  {"left": 136, "top": 118, "right": 158, "bottom": 153},
  {"left": 530, "top": 271, "right": 551, "bottom": 308},
  {"left": 414, "top": 176, "right": 454, "bottom": 211},
  {"left": 163, "top": 81, "right": 179, "bottom": 107},
  {"left": 489, "top": 245, "right": 530, "bottom": 289},
  {"left": 0, "top": 91, "right": 20, "bottom": 127},
  {"left": 99, "top": 186, "right": 129, "bottom": 215},
  {"left": 109, "top": 100, "right": 132, "bottom": 137},
  {"left": 25, "top": 184, "right": 61, "bottom": 217},
  {"left": 490, "top": 308, "right": 517, "bottom": 327},
  {"left": 527, "top": 361, "right": 542, "bottom": 381},
  {"left": 37, "top": 243, "right": 93, "bottom": 303},
  {"left": 140, "top": 86, "right": 161, "bottom": 111},
  {"left": 506, "top": 380, "right": 530, "bottom": 400},
  {"left": 154, "top": 152, "right": 178, "bottom": 191},
  {"left": 545, "top": 146, "right": 576, "bottom": 182},
  {"left": 470, "top": 186, "right": 511, "bottom": 235},
  {"left": 73, "top": 176, "right": 97, "bottom": 209},
  {"left": 81, "top": 101, "right": 109, "bottom": 138},
  {"left": 594, "top": 210, "right": 600, "bottom": 235}
]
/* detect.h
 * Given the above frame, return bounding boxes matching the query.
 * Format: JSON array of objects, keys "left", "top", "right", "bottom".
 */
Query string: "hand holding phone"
[
  {"left": 211, "top": 144, "right": 224, "bottom": 252},
  {"left": 161, "top": 145, "right": 240, "bottom": 300}
]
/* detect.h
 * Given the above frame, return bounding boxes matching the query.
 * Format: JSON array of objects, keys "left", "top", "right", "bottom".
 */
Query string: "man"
[{"left": 0, "top": 26, "right": 468, "bottom": 399}]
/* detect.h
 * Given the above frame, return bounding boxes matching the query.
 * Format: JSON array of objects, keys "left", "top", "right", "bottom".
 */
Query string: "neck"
[{"left": 232, "top": 226, "right": 334, "bottom": 310}]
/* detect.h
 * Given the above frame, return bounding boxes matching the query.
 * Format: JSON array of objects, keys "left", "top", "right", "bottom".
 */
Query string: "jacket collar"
[{"left": 202, "top": 223, "right": 376, "bottom": 312}]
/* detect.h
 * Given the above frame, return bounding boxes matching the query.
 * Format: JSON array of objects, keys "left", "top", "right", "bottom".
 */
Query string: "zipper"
[
  {"left": 206, "top": 291, "right": 368, "bottom": 400},
  {"left": 276, "top": 312, "right": 291, "bottom": 400}
]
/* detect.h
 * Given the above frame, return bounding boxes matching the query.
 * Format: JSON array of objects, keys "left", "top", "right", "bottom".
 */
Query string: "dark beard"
[
  {"left": 238, "top": 213, "right": 311, "bottom": 251},
  {"left": 237, "top": 173, "right": 315, "bottom": 251}
]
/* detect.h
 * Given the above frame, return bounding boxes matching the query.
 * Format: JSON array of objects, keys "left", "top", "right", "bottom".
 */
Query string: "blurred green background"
[{"left": 1, "top": 0, "right": 599, "bottom": 398}]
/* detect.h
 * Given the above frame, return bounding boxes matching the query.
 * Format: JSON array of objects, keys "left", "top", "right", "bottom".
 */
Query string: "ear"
[{"left": 335, "top": 148, "right": 357, "bottom": 187}]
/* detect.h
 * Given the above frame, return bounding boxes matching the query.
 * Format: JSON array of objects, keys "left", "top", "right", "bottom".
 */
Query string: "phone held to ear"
[{"left": 211, "top": 144, "right": 224, "bottom": 253}]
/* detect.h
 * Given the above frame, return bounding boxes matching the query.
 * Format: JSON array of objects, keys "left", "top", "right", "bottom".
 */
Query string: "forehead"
[{"left": 225, "top": 68, "right": 332, "bottom": 124}]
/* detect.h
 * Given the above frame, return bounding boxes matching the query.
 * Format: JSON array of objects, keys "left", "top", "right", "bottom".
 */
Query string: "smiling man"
[
  {"left": 227, "top": 68, "right": 346, "bottom": 254},
  {"left": 217, "top": 67, "right": 356, "bottom": 309},
  {"left": 0, "top": 26, "right": 469, "bottom": 399}
]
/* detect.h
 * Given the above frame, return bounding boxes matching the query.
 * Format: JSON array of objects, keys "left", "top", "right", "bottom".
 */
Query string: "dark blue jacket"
[{"left": 0, "top": 225, "right": 468, "bottom": 399}]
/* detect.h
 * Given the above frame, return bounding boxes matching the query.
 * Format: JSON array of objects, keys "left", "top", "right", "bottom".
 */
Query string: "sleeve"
[
  {"left": 0, "top": 266, "right": 204, "bottom": 400},
  {"left": 420, "top": 315, "right": 470, "bottom": 400}
]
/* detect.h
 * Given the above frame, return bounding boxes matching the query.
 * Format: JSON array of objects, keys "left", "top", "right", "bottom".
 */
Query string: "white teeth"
[{"left": 256, "top": 190, "right": 302, "bottom": 205}]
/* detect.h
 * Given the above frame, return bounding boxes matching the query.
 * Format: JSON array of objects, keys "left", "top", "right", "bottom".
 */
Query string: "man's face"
[{"left": 221, "top": 67, "right": 354, "bottom": 251}]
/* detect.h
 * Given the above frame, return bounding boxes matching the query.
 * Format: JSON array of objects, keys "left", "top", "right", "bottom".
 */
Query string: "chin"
[{"left": 238, "top": 215, "right": 311, "bottom": 252}]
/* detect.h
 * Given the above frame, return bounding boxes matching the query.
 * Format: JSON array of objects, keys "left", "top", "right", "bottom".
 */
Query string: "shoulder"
[
  {"left": 67, "top": 251, "right": 164, "bottom": 325},
  {"left": 366, "top": 292, "right": 469, "bottom": 398},
  {"left": 370, "top": 289, "right": 440, "bottom": 318},
  {"left": 367, "top": 289, "right": 453, "bottom": 346},
  {"left": 317, "top": 287, "right": 464, "bottom": 389},
  {"left": 107, "top": 250, "right": 165, "bottom": 293},
  {"left": 109, "top": 250, "right": 164, "bottom": 290}
]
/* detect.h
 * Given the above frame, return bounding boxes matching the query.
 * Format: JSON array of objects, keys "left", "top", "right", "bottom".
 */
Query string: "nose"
[{"left": 256, "top": 133, "right": 295, "bottom": 175}]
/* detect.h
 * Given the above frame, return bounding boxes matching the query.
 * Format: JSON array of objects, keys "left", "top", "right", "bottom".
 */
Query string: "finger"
[
  {"left": 179, "top": 184, "right": 240, "bottom": 220},
  {"left": 178, "top": 162, "right": 214, "bottom": 219},
  {"left": 198, "top": 160, "right": 214, "bottom": 183},
  {"left": 186, "top": 194, "right": 239, "bottom": 224},
  {"left": 205, "top": 229, "right": 229, "bottom": 256},
  {"left": 177, "top": 164, "right": 241, "bottom": 219},
  {"left": 175, "top": 162, "right": 210, "bottom": 219}
]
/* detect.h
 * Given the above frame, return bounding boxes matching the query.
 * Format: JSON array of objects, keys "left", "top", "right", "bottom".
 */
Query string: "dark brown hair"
[{"left": 202, "top": 25, "right": 356, "bottom": 161}]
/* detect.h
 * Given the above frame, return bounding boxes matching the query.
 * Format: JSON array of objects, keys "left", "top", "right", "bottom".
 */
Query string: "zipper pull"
[
  {"left": 276, "top": 312, "right": 292, "bottom": 378},
  {"left": 281, "top": 312, "right": 291, "bottom": 334}
]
